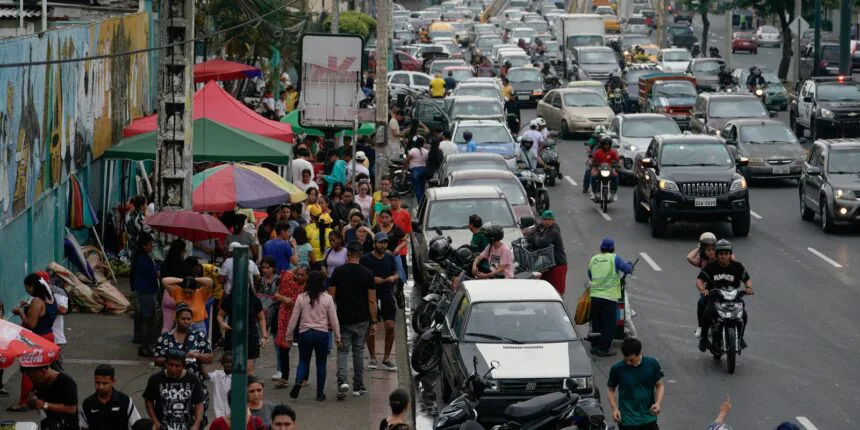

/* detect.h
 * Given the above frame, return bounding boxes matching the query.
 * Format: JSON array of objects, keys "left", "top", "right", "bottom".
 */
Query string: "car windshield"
[
  {"left": 506, "top": 68, "right": 542, "bottom": 82},
  {"left": 569, "top": 35, "right": 605, "bottom": 47},
  {"left": 448, "top": 69, "right": 472, "bottom": 82},
  {"left": 463, "top": 301, "right": 577, "bottom": 343},
  {"left": 452, "top": 101, "right": 503, "bottom": 117},
  {"left": 628, "top": 17, "right": 645, "bottom": 24},
  {"left": 761, "top": 26, "right": 778, "bottom": 34},
  {"left": 817, "top": 84, "right": 860, "bottom": 102},
  {"left": 428, "top": 198, "right": 516, "bottom": 229},
  {"left": 623, "top": 117, "right": 680, "bottom": 138},
  {"left": 455, "top": 87, "right": 501, "bottom": 100},
  {"left": 527, "top": 22, "right": 548, "bottom": 32},
  {"left": 694, "top": 61, "right": 723, "bottom": 73},
  {"left": 709, "top": 99, "right": 767, "bottom": 118},
  {"left": 544, "top": 41, "right": 560, "bottom": 52},
  {"left": 564, "top": 92, "right": 607, "bottom": 107},
  {"left": 596, "top": 7, "right": 613, "bottom": 14},
  {"left": 454, "top": 125, "right": 512, "bottom": 143},
  {"left": 456, "top": 179, "right": 527, "bottom": 204},
  {"left": 660, "top": 143, "right": 733, "bottom": 167},
  {"left": 511, "top": 28, "right": 536, "bottom": 38},
  {"left": 821, "top": 45, "right": 839, "bottom": 61},
  {"left": 581, "top": 51, "right": 617, "bottom": 64},
  {"left": 740, "top": 124, "right": 798, "bottom": 144},
  {"left": 479, "top": 38, "right": 503, "bottom": 49},
  {"left": 664, "top": 51, "right": 691, "bottom": 61},
  {"left": 430, "top": 30, "right": 454, "bottom": 39},
  {"left": 477, "top": 26, "right": 497, "bottom": 34},
  {"left": 626, "top": 69, "right": 657, "bottom": 83},
  {"left": 736, "top": 33, "right": 754, "bottom": 40},
  {"left": 668, "top": 26, "right": 692, "bottom": 36},
  {"left": 450, "top": 23, "right": 465, "bottom": 31},
  {"left": 653, "top": 81, "right": 697, "bottom": 97},
  {"left": 622, "top": 37, "right": 650, "bottom": 49},
  {"left": 828, "top": 148, "right": 860, "bottom": 174},
  {"left": 505, "top": 56, "right": 531, "bottom": 67}
]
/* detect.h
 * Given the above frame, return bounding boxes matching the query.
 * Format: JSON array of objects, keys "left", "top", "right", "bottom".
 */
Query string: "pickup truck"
[{"left": 789, "top": 77, "right": 860, "bottom": 141}]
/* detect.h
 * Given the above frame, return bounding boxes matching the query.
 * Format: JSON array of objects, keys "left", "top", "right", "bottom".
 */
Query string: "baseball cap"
[
  {"left": 541, "top": 209, "right": 554, "bottom": 219},
  {"left": 356, "top": 151, "right": 367, "bottom": 161},
  {"left": 374, "top": 232, "right": 389, "bottom": 242},
  {"left": 600, "top": 237, "right": 615, "bottom": 250}
]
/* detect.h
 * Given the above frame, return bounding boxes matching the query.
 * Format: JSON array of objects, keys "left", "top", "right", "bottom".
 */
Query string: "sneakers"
[
  {"left": 379, "top": 360, "right": 398, "bottom": 372},
  {"left": 610, "top": 193, "right": 618, "bottom": 202},
  {"left": 337, "top": 382, "right": 349, "bottom": 400},
  {"left": 588, "top": 191, "right": 595, "bottom": 200},
  {"left": 367, "top": 359, "right": 378, "bottom": 370},
  {"left": 694, "top": 327, "right": 702, "bottom": 338},
  {"left": 271, "top": 371, "right": 282, "bottom": 381},
  {"left": 352, "top": 385, "right": 368, "bottom": 396},
  {"left": 698, "top": 336, "right": 708, "bottom": 352}
]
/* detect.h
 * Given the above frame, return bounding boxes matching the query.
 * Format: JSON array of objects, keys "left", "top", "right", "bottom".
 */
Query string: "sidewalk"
[{"left": 0, "top": 280, "right": 414, "bottom": 430}]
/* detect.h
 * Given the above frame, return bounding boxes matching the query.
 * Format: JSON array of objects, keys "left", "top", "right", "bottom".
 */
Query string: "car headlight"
[
  {"left": 659, "top": 179, "right": 679, "bottom": 191},
  {"left": 748, "top": 156, "right": 764, "bottom": 165},
  {"left": 730, "top": 177, "right": 747, "bottom": 192},
  {"left": 566, "top": 376, "right": 593, "bottom": 390},
  {"left": 835, "top": 189, "right": 856, "bottom": 200},
  {"left": 626, "top": 144, "right": 637, "bottom": 151},
  {"left": 533, "top": 89, "right": 543, "bottom": 95},
  {"left": 755, "top": 89, "right": 764, "bottom": 96},
  {"left": 819, "top": 108, "right": 835, "bottom": 119}
]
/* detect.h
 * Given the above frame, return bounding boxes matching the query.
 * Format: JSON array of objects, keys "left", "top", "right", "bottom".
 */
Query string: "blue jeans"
[
  {"left": 337, "top": 321, "right": 369, "bottom": 388},
  {"left": 410, "top": 166, "right": 428, "bottom": 204},
  {"left": 590, "top": 172, "right": 619, "bottom": 195},
  {"left": 295, "top": 329, "right": 329, "bottom": 396},
  {"left": 590, "top": 297, "right": 617, "bottom": 352}
]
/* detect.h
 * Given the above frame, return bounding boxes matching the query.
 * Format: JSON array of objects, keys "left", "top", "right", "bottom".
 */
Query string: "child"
[
  {"left": 373, "top": 191, "right": 390, "bottom": 226},
  {"left": 209, "top": 352, "right": 233, "bottom": 419}
]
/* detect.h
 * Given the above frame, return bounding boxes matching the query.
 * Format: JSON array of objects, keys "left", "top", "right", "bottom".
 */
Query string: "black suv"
[
  {"left": 633, "top": 135, "right": 751, "bottom": 237},
  {"left": 690, "top": 92, "right": 775, "bottom": 136},
  {"left": 798, "top": 139, "right": 860, "bottom": 233}
]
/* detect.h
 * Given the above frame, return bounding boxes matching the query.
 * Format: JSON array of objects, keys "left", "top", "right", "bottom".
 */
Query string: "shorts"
[{"left": 378, "top": 292, "right": 397, "bottom": 322}]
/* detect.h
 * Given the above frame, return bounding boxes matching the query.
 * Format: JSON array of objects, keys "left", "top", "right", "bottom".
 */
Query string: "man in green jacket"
[{"left": 587, "top": 237, "right": 633, "bottom": 356}]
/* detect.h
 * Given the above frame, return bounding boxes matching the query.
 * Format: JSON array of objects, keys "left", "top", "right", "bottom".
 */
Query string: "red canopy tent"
[
  {"left": 194, "top": 59, "right": 262, "bottom": 83},
  {"left": 123, "top": 81, "right": 294, "bottom": 143}
]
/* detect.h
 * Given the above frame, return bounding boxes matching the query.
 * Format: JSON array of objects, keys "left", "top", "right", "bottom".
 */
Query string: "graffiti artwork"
[{"left": 0, "top": 12, "right": 151, "bottom": 223}]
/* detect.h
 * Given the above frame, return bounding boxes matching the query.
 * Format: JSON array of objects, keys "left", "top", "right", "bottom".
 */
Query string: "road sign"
[{"left": 789, "top": 16, "right": 810, "bottom": 35}]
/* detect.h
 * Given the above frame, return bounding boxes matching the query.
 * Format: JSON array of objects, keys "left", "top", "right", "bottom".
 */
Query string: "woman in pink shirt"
[{"left": 285, "top": 271, "right": 341, "bottom": 401}]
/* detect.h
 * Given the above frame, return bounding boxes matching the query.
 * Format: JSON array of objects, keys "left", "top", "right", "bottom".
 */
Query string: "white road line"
[
  {"left": 639, "top": 252, "right": 663, "bottom": 272},
  {"left": 807, "top": 247, "right": 843, "bottom": 268},
  {"left": 750, "top": 210, "right": 763, "bottom": 219},
  {"left": 564, "top": 175, "right": 578, "bottom": 187},
  {"left": 595, "top": 207, "right": 612, "bottom": 221},
  {"left": 796, "top": 417, "right": 820, "bottom": 430}
]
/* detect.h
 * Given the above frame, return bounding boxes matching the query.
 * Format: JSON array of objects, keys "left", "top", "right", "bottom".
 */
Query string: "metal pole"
[
  {"left": 724, "top": 8, "right": 732, "bottom": 69},
  {"left": 655, "top": 0, "right": 664, "bottom": 49},
  {"left": 839, "top": 0, "right": 852, "bottom": 75},
  {"left": 813, "top": 0, "right": 822, "bottom": 76},
  {"left": 789, "top": 0, "right": 801, "bottom": 83},
  {"left": 332, "top": 0, "right": 340, "bottom": 33},
  {"left": 229, "top": 245, "right": 250, "bottom": 430},
  {"left": 41, "top": 0, "right": 46, "bottom": 32},
  {"left": 18, "top": 0, "right": 24, "bottom": 33},
  {"left": 374, "top": 0, "right": 391, "bottom": 189}
]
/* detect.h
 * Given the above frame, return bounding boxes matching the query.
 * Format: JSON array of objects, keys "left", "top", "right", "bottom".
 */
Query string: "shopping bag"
[{"left": 574, "top": 288, "right": 591, "bottom": 325}]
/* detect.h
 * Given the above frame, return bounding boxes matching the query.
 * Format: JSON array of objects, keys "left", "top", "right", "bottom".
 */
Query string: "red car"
[
  {"left": 368, "top": 50, "right": 423, "bottom": 72},
  {"left": 731, "top": 32, "right": 758, "bottom": 54}
]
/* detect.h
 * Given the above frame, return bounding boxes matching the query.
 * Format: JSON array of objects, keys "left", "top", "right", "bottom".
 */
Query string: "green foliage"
[{"left": 323, "top": 11, "right": 377, "bottom": 40}]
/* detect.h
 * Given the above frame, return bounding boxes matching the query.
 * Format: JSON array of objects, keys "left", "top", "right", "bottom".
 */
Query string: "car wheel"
[
  {"left": 799, "top": 188, "right": 815, "bottom": 221},
  {"left": 633, "top": 188, "right": 648, "bottom": 223},
  {"left": 732, "top": 210, "right": 751, "bottom": 237},
  {"left": 649, "top": 201, "right": 668, "bottom": 238},
  {"left": 820, "top": 196, "right": 834, "bottom": 233},
  {"left": 561, "top": 120, "right": 572, "bottom": 139}
]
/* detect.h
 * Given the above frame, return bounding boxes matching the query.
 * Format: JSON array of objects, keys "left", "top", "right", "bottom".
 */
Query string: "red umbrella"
[
  {"left": 144, "top": 210, "right": 231, "bottom": 242},
  {"left": 0, "top": 320, "right": 60, "bottom": 369},
  {"left": 194, "top": 59, "right": 262, "bottom": 83}
]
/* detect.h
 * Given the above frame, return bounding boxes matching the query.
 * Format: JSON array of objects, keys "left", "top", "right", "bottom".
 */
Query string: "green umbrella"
[
  {"left": 104, "top": 118, "right": 293, "bottom": 164},
  {"left": 336, "top": 122, "right": 376, "bottom": 137},
  {"left": 280, "top": 110, "right": 325, "bottom": 137}
]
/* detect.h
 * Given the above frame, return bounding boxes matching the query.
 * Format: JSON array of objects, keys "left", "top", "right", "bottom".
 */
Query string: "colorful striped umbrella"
[
  {"left": 192, "top": 164, "right": 308, "bottom": 212},
  {"left": 68, "top": 174, "right": 99, "bottom": 229}
]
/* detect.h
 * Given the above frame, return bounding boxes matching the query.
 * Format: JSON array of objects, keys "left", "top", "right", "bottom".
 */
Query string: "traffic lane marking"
[
  {"left": 796, "top": 417, "right": 820, "bottom": 430},
  {"left": 564, "top": 175, "right": 578, "bottom": 187},
  {"left": 807, "top": 247, "right": 843, "bottom": 268},
  {"left": 639, "top": 252, "right": 663, "bottom": 271},
  {"left": 750, "top": 210, "right": 763, "bottom": 219},
  {"left": 595, "top": 207, "right": 612, "bottom": 221}
]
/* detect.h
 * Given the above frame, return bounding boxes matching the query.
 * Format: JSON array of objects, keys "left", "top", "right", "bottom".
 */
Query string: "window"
[
  {"left": 807, "top": 145, "right": 821, "bottom": 166},
  {"left": 427, "top": 198, "right": 516, "bottom": 229},
  {"left": 645, "top": 140, "right": 657, "bottom": 158},
  {"left": 708, "top": 99, "right": 767, "bottom": 118},
  {"left": 622, "top": 117, "right": 681, "bottom": 138},
  {"left": 416, "top": 103, "right": 440, "bottom": 122},
  {"left": 463, "top": 301, "right": 577, "bottom": 343},
  {"left": 818, "top": 84, "right": 860, "bottom": 102},
  {"left": 455, "top": 179, "right": 527, "bottom": 204},
  {"left": 660, "top": 143, "right": 734, "bottom": 168},
  {"left": 739, "top": 124, "right": 798, "bottom": 144},
  {"left": 609, "top": 117, "right": 619, "bottom": 134},
  {"left": 390, "top": 74, "right": 409, "bottom": 85},
  {"left": 413, "top": 75, "right": 431, "bottom": 86},
  {"left": 827, "top": 148, "right": 860, "bottom": 174},
  {"left": 721, "top": 125, "right": 735, "bottom": 141},
  {"left": 563, "top": 92, "right": 607, "bottom": 107},
  {"left": 450, "top": 291, "right": 470, "bottom": 336}
]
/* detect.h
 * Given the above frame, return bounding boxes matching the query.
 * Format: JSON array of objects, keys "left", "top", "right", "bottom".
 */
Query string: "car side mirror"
[
  {"left": 769, "top": 111, "right": 778, "bottom": 118},
  {"left": 520, "top": 216, "right": 536, "bottom": 228},
  {"left": 736, "top": 156, "right": 749, "bottom": 166},
  {"left": 803, "top": 96, "right": 812, "bottom": 102},
  {"left": 724, "top": 139, "right": 737, "bottom": 146},
  {"left": 798, "top": 137, "right": 808, "bottom": 144},
  {"left": 640, "top": 158, "right": 653, "bottom": 168},
  {"left": 806, "top": 166, "right": 821, "bottom": 176},
  {"left": 412, "top": 220, "right": 422, "bottom": 232}
]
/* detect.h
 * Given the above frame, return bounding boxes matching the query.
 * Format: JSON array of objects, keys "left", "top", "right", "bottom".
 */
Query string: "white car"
[
  {"left": 755, "top": 25, "right": 781, "bottom": 47},
  {"left": 388, "top": 71, "right": 433, "bottom": 93},
  {"left": 657, "top": 48, "right": 692, "bottom": 73}
]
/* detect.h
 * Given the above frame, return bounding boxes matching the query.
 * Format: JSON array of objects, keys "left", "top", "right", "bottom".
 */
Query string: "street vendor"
[{"left": 529, "top": 210, "right": 568, "bottom": 295}]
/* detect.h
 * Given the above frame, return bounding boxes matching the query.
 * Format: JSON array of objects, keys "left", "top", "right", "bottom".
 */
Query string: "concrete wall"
[{"left": 0, "top": 12, "right": 151, "bottom": 311}]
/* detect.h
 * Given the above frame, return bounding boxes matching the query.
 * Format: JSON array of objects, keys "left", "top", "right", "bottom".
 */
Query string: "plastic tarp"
[
  {"left": 194, "top": 59, "right": 262, "bottom": 83},
  {"left": 122, "top": 81, "right": 294, "bottom": 142}
]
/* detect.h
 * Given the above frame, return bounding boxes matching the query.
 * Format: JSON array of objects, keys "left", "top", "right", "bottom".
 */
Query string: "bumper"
[
  {"left": 815, "top": 118, "right": 860, "bottom": 137},
  {"left": 830, "top": 199, "right": 860, "bottom": 225},
  {"left": 570, "top": 119, "right": 612, "bottom": 132},
  {"left": 743, "top": 164, "right": 802, "bottom": 179},
  {"left": 515, "top": 92, "right": 544, "bottom": 106},
  {"left": 655, "top": 192, "right": 750, "bottom": 222},
  {"left": 733, "top": 44, "right": 757, "bottom": 52},
  {"left": 766, "top": 95, "right": 788, "bottom": 109},
  {"left": 757, "top": 38, "right": 781, "bottom": 46}
]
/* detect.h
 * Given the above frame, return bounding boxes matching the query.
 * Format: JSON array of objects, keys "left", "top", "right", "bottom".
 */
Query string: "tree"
[
  {"left": 323, "top": 11, "right": 377, "bottom": 40},
  {"left": 736, "top": 0, "right": 795, "bottom": 79}
]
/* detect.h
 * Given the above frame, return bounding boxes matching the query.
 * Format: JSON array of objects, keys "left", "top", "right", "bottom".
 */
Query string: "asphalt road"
[{"left": 512, "top": 16, "right": 860, "bottom": 429}]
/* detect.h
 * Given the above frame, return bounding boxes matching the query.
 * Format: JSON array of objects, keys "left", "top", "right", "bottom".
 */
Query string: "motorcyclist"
[
  {"left": 476, "top": 56, "right": 494, "bottom": 77},
  {"left": 582, "top": 125, "right": 608, "bottom": 193},
  {"left": 606, "top": 72, "right": 627, "bottom": 113},
  {"left": 633, "top": 46, "right": 650, "bottom": 63},
  {"left": 717, "top": 64, "right": 734, "bottom": 91},
  {"left": 471, "top": 223, "right": 514, "bottom": 279},
  {"left": 517, "top": 38, "right": 528, "bottom": 51},
  {"left": 609, "top": 39, "right": 621, "bottom": 54},
  {"left": 691, "top": 43, "right": 701, "bottom": 58},
  {"left": 589, "top": 135, "right": 620, "bottom": 201},
  {"left": 534, "top": 38, "right": 546, "bottom": 55},
  {"left": 746, "top": 66, "right": 766, "bottom": 92},
  {"left": 516, "top": 135, "right": 544, "bottom": 171},
  {"left": 696, "top": 239, "right": 753, "bottom": 352},
  {"left": 521, "top": 119, "right": 545, "bottom": 158},
  {"left": 501, "top": 60, "right": 512, "bottom": 78},
  {"left": 687, "top": 232, "right": 737, "bottom": 338},
  {"left": 709, "top": 46, "right": 721, "bottom": 58}
]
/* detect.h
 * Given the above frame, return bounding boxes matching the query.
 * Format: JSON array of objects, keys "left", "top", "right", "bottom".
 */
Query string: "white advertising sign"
[{"left": 299, "top": 34, "right": 364, "bottom": 129}]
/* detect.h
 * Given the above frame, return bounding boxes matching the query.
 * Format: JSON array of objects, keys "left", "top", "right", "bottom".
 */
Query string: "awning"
[
  {"left": 0, "top": 7, "right": 41, "bottom": 18},
  {"left": 105, "top": 118, "right": 292, "bottom": 164},
  {"left": 194, "top": 59, "right": 262, "bottom": 83}
]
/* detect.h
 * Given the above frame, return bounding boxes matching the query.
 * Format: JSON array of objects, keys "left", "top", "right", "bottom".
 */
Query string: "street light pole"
[
  {"left": 839, "top": 0, "right": 852, "bottom": 75},
  {"left": 374, "top": 0, "right": 391, "bottom": 188},
  {"left": 724, "top": 8, "right": 732, "bottom": 69},
  {"left": 813, "top": 0, "right": 822, "bottom": 75}
]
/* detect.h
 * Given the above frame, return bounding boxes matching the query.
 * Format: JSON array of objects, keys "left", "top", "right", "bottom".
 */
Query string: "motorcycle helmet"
[
  {"left": 481, "top": 223, "right": 504, "bottom": 242},
  {"left": 536, "top": 117, "right": 546, "bottom": 127},
  {"left": 520, "top": 136, "right": 534, "bottom": 147},
  {"left": 699, "top": 232, "right": 717, "bottom": 247},
  {"left": 594, "top": 125, "right": 607, "bottom": 135},
  {"left": 715, "top": 239, "right": 733, "bottom": 253},
  {"left": 452, "top": 245, "right": 475, "bottom": 268},
  {"left": 428, "top": 235, "right": 452, "bottom": 261},
  {"left": 529, "top": 118, "right": 540, "bottom": 128},
  {"left": 599, "top": 135, "right": 613, "bottom": 147}
]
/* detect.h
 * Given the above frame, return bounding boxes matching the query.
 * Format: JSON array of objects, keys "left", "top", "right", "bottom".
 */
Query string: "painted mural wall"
[{"left": 0, "top": 12, "right": 151, "bottom": 226}]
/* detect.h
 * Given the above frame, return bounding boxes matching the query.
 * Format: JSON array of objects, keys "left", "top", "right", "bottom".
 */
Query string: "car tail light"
[{"left": 820, "top": 60, "right": 828, "bottom": 70}]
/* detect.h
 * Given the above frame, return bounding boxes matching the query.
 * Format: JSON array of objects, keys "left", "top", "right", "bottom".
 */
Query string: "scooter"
[
  {"left": 540, "top": 138, "right": 561, "bottom": 186},
  {"left": 752, "top": 83, "right": 767, "bottom": 105},
  {"left": 518, "top": 165, "right": 551, "bottom": 214},
  {"left": 390, "top": 150, "right": 413, "bottom": 196},
  {"left": 591, "top": 163, "right": 617, "bottom": 213},
  {"left": 704, "top": 287, "right": 749, "bottom": 374},
  {"left": 608, "top": 88, "right": 625, "bottom": 114}
]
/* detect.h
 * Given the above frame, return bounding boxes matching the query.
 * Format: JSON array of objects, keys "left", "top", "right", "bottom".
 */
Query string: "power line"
[{"left": 0, "top": 0, "right": 306, "bottom": 69}]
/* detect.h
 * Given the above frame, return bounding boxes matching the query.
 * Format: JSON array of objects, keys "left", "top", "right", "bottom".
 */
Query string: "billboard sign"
[{"left": 299, "top": 33, "right": 364, "bottom": 129}]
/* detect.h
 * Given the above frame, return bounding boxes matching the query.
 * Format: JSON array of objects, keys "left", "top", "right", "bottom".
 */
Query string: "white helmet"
[
  {"left": 536, "top": 117, "right": 546, "bottom": 127},
  {"left": 699, "top": 232, "right": 717, "bottom": 246},
  {"left": 594, "top": 125, "right": 607, "bottom": 135},
  {"left": 529, "top": 118, "right": 540, "bottom": 128}
]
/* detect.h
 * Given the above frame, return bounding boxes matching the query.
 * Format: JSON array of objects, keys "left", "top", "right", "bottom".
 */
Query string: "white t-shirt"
[
  {"left": 219, "top": 258, "right": 260, "bottom": 295},
  {"left": 356, "top": 194, "right": 373, "bottom": 219},
  {"left": 262, "top": 96, "right": 276, "bottom": 112},
  {"left": 408, "top": 147, "right": 429, "bottom": 169},
  {"left": 439, "top": 140, "right": 458, "bottom": 157},
  {"left": 522, "top": 129, "right": 544, "bottom": 157},
  {"left": 297, "top": 180, "right": 319, "bottom": 193},
  {"left": 346, "top": 161, "right": 370, "bottom": 180},
  {"left": 208, "top": 369, "right": 231, "bottom": 418},
  {"left": 388, "top": 118, "right": 404, "bottom": 157},
  {"left": 52, "top": 287, "right": 68, "bottom": 345},
  {"left": 290, "top": 158, "right": 314, "bottom": 185}
]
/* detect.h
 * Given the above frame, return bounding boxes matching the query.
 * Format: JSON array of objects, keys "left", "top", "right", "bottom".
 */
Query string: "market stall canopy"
[
  {"left": 192, "top": 163, "right": 308, "bottom": 212},
  {"left": 194, "top": 59, "right": 262, "bottom": 83},
  {"left": 336, "top": 122, "right": 376, "bottom": 137},
  {"left": 105, "top": 118, "right": 293, "bottom": 164},
  {"left": 280, "top": 110, "right": 325, "bottom": 137},
  {"left": 145, "top": 210, "right": 231, "bottom": 242},
  {"left": 123, "top": 81, "right": 294, "bottom": 142}
]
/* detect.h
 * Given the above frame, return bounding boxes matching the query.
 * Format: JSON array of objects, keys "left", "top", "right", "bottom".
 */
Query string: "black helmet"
[
  {"left": 715, "top": 239, "right": 733, "bottom": 253},
  {"left": 599, "top": 135, "right": 613, "bottom": 147},
  {"left": 453, "top": 245, "right": 475, "bottom": 268},
  {"left": 481, "top": 223, "right": 504, "bottom": 242},
  {"left": 428, "top": 235, "right": 452, "bottom": 261}
]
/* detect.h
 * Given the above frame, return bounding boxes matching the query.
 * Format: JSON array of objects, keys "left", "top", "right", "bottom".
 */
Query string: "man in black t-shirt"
[
  {"left": 143, "top": 349, "right": 205, "bottom": 430},
  {"left": 361, "top": 232, "right": 401, "bottom": 372},
  {"left": 328, "top": 241, "right": 378, "bottom": 400},
  {"left": 22, "top": 365, "right": 79, "bottom": 429},
  {"left": 696, "top": 240, "right": 753, "bottom": 352},
  {"left": 80, "top": 364, "right": 141, "bottom": 429}
]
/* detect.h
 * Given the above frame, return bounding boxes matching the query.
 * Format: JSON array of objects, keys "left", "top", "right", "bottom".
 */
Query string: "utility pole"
[
  {"left": 228, "top": 245, "right": 250, "bottom": 430},
  {"left": 655, "top": 0, "right": 664, "bottom": 48},
  {"left": 154, "top": 0, "right": 194, "bottom": 214},
  {"left": 788, "top": 0, "right": 802, "bottom": 83},
  {"left": 723, "top": 7, "right": 732, "bottom": 69},
  {"left": 839, "top": 0, "right": 852, "bottom": 75},
  {"left": 332, "top": 0, "right": 340, "bottom": 33},
  {"left": 41, "top": 0, "right": 46, "bottom": 32},
  {"left": 813, "top": 0, "right": 821, "bottom": 75},
  {"left": 375, "top": 0, "right": 391, "bottom": 188}
]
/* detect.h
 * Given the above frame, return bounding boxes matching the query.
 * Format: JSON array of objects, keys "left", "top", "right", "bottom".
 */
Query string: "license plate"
[
  {"left": 772, "top": 165, "right": 790, "bottom": 175},
  {"left": 694, "top": 198, "right": 717, "bottom": 207},
  {"left": 518, "top": 95, "right": 530, "bottom": 101}
]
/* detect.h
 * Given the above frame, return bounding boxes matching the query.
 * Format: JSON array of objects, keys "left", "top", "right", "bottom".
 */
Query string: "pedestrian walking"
[
  {"left": 208, "top": 388, "right": 266, "bottom": 430},
  {"left": 220, "top": 242, "right": 261, "bottom": 296},
  {"left": 587, "top": 238, "right": 633, "bottom": 356},
  {"left": 387, "top": 193, "right": 412, "bottom": 308},
  {"left": 271, "top": 404, "right": 297, "bottom": 429},
  {"left": 143, "top": 349, "right": 205, "bottom": 430},
  {"left": 218, "top": 280, "right": 268, "bottom": 375},
  {"left": 19, "top": 364, "right": 79, "bottom": 429},
  {"left": 273, "top": 264, "right": 309, "bottom": 388},
  {"left": 129, "top": 233, "right": 159, "bottom": 358},
  {"left": 208, "top": 352, "right": 232, "bottom": 419},
  {"left": 328, "top": 241, "right": 378, "bottom": 400},
  {"left": 247, "top": 377, "right": 275, "bottom": 428},
  {"left": 380, "top": 388, "right": 411, "bottom": 430},
  {"left": 256, "top": 257, "right": 282, "bottom": 380},
  {"left": 530, "top": 210, "right": 568, "bottom": 295},
  {"left": 362, "top": 232, "right": 400, "bottom": 372},
  {"left": 79, "top": 364, "right": 141, "bottom": 430},
  {"left": 607, "top": 339, "right": 665, "bottom": 430},
  {"left": 263, "top": 222, "right": 298, "bottom": 273}
]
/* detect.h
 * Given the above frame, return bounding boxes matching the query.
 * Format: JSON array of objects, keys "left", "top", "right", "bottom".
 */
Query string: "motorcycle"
[
  {"left": 540, "top": 138, "right": 561, "bottom": 186},
  {"left": 390, "top": 151, "right": 414, "bottom": 196},
  {"left": 704, "top": 288, "right": 749, "bottom": 374},
  {"left": 518, "top": 165, "right": 551, "bottom": 214},
  {"left": 412, "top": 232, "right": 468, "bottom": 335},
  {"left": 591, "top": 163, "right": 617, "bottom": 213},
  {"left": 752, "top": 83, "right": 767, "bottom": 105},
  {"left": 608, "top": 88, "right": 625, "bottom": 114},
  {"left": 544, "top": 75, "right": 561, "bottom": 91}
]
